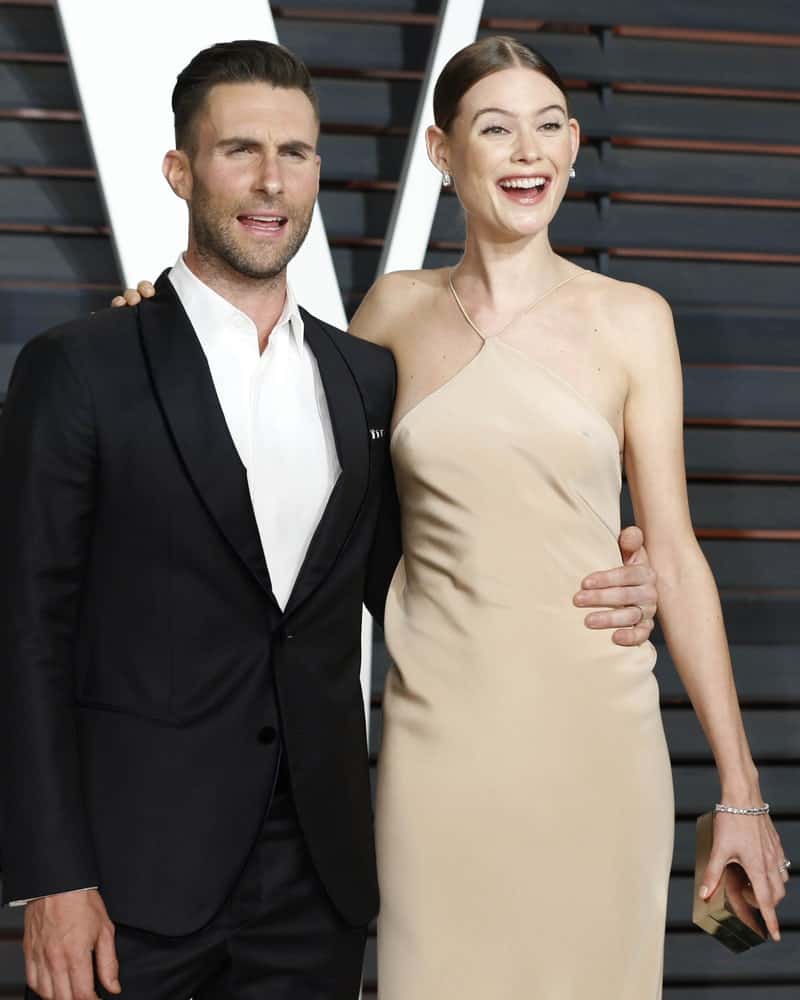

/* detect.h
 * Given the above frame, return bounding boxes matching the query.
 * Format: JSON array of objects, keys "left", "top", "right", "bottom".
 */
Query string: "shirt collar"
[{"left": 168, "top": 254, "right": 304, "bottom": 350}]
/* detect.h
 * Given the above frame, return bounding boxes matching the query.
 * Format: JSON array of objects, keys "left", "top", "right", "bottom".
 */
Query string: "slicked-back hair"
[
  {"left": 172, "top": 39, "right": 319, "bottom": 152},
  {"left": 433, "top": 35, "right": 568, "bottom": 133}
]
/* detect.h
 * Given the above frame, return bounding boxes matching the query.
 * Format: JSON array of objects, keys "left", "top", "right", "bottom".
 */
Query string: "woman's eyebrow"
[
  {"left": 472, "top": 106, "right": 515, "bottom": 124},
  {"left": 472, "top": 103, "right": 566, "bottom": 124}
]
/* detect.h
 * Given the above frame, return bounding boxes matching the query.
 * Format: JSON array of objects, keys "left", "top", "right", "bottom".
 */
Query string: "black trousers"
[{"left": 27, "top": 770, "right": 367, "bottom": 1000}]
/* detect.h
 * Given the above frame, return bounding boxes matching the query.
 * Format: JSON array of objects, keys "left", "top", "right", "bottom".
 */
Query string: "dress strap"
[
  {"left": 448, "top": 268, "right": 581, "bottom": 342},
  {"left": 448, "top": 273, "right": 486, "bottom": 342}
]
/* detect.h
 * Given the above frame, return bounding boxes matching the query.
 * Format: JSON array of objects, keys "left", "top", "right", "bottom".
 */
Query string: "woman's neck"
[{"left": 455, "top": 226, "right": 571, "bottom": 312}]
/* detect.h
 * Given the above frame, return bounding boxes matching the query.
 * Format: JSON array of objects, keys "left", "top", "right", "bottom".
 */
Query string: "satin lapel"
[
  {"left": 284, "top": 310, "right": 370, "bottom": 617},
  {"left": 137, "top": 273, "right": 275, "bottom": 602}
]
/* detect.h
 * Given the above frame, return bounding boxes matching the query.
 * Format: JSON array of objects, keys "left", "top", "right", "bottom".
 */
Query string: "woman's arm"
[{"left": 621, "top": 286, "right": 788, "bottom": 939}]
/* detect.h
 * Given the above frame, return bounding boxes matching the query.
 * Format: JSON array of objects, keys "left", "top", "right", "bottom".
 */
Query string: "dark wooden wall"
[{"left": 1, "top": 0, "right": 798, "bottom": 996}]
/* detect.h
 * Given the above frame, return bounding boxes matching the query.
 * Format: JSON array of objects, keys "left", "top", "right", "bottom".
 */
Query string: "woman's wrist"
[
  {"left": 719, "top": 771, "right": 762, "bottom": 807},
  {"left": 718, "top": 756, "right": 761, "bottom": 805}
]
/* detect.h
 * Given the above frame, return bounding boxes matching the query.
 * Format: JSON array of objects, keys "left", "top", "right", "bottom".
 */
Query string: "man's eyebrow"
[
  {"left": 216, "top": 137, "right": 316, "bottom": 154},
  {"left": 278, "top": 140, "right": 316, "bottom": 154},
  {"left": 471, "top": 103, "right": 567, "bottom": 124},
  {"left": 217, "top": 136, "right": 262, "bottom": 149}
]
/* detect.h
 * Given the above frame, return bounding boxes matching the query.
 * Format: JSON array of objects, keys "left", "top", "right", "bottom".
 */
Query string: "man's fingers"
[
  {"left": 50, "top": 962, "right": 75, "bottom": 1000},
  {"left": 618, "top": 525, "right": 644, "bottom": 560},
  {"left": 67, "top": 950, "right": 98, "bottom": 1000},
  {"left": 123, "top": 289, "right": 142, "bottom": 306},
  {"left": 580, "top": 564, "right": 656, "bottom": 592},
  {"left": 583, "top": 604, "right": 648, "bottom": 629},
  {"left": 577, "top": 586, "right": 654, "bottom": 614},
  {"left": 95, "top": 926, "right": 121, "bottom": 995},
  {"left": 27, "top": 956, "right": 53, "bottom": 1000},
  {"left": 612, "top": 622, "right": 654, "bottom": 647},
  {"left": 137, "top": 280, "right": 156, "bottom": 297},
  {"left": 110, "top": 296, "right": 126, "bottom": 308},
  {"left": 35, "top": 969, "right": 55, "bottom": 1000}
]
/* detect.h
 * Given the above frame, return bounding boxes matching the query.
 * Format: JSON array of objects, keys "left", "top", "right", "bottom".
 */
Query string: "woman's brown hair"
[{"left": 433, "top": 36, "right": 568, "bottom": 133}]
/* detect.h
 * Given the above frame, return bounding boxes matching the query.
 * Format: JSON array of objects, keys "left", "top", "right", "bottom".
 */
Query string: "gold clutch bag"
[{"left": 693, "top": 811, "right": 767, "bottom": 952}]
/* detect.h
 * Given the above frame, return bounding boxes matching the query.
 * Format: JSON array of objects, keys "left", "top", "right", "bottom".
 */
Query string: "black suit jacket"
[{"left": 0, "top": 276, "right": 401, "bottom": 935}]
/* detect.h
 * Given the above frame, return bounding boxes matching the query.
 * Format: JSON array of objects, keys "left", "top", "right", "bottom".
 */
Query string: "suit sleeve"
[
  {"left": 0, "top": 335, "right": 100, "bottom": 903},
  {"left": 363, "top": 355, "right": 402, "bottom": 630}
]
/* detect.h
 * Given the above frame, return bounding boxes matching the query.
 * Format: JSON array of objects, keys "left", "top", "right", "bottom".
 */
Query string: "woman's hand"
[
  {"left": 699, "top": 810, "right": 789, "bottom": 942},
  {"left": 110, "top": 280, "right": 156, "bottom": 308}
]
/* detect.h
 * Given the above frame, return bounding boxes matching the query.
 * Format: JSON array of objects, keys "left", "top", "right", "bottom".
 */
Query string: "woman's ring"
[{"left": 778, "top": 859, "right": 791, "bottom": 874}]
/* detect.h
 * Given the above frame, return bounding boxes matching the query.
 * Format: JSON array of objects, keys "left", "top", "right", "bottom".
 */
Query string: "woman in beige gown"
[{"left": 349, "top": 37, "right": 788, "bottom": 1000}]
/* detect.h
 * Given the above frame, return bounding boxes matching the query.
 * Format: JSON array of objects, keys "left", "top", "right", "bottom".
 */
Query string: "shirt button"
[{"left": 258, "top": 725, "right": 277, "bottom": 745}]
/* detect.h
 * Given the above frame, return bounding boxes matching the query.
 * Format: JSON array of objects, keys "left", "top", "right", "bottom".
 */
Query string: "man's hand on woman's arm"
[{"left": 574, "top": 525, "right": 657, "bottom": 647}]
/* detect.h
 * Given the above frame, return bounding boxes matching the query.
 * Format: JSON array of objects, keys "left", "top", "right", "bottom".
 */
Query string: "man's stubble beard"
[{"left": 190, "top": 187, "right": 314, "bottom": 283}]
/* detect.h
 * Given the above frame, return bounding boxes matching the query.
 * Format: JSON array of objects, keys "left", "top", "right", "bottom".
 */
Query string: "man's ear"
[{"left": 162, "top": 149, "right": 192, "bottom": 202}]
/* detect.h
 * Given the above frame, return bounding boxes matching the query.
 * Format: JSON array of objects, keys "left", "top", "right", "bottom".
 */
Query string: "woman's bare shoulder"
[
  {"left": 349, "top": 268, "right": 446, "bottom": 350},
  {"left": 576, "top": 268, "right": 670, "bottom": 317}
]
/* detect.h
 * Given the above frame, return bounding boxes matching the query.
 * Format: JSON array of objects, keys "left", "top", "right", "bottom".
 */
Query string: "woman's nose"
[{"left": 512, "top": 130, "right": 540, "bottom": 163}]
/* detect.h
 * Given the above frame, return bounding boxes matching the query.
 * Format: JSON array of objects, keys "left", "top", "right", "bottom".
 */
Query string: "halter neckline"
[{"left": 447, "top": 268, "right": 580, "bottom": 342}]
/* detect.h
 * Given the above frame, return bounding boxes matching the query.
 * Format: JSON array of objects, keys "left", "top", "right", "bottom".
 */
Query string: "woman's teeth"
[{"left": 499, "top": 177, "right": 547, "bottom": 190}]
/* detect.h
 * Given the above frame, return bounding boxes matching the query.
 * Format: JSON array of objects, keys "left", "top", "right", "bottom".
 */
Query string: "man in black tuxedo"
[{"left": 0, "top": 39, "right": 658, "bottom": 1000}]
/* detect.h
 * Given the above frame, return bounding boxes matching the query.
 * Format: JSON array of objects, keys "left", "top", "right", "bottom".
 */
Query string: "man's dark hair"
[{"left": 172, "top": 39, "right": 320, "bottom": 151}]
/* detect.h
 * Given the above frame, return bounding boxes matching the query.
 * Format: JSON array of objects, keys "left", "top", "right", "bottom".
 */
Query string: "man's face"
[{"left": 183, "top": 81, "right": 320, "bottom": 280}]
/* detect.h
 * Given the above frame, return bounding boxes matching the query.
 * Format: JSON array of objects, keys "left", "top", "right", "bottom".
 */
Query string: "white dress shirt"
[
  {"left": 169, "top": 254, "right": 340, "bottom": 609},
  {"left": 9, "top": 257, "right": 340, "bottom": 907}
]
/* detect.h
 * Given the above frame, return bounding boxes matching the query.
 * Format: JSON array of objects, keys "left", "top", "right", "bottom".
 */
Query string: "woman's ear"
[
  {"left": 425, "top": 124, "right": 451, "bottom": 178},
  {"left": 162, "top": 149, "right": 193, "bottom": 202},
  {"left": 568, "top": 116, "right": 581, "bottom": 168}
]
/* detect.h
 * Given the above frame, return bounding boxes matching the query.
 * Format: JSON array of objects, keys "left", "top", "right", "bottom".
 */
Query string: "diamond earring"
[
  {"left": 569, "top": 166, "right": 576, "bottom": 179},
  {"left": 442, "top": 171, "right": 452, "bottom": 188}
]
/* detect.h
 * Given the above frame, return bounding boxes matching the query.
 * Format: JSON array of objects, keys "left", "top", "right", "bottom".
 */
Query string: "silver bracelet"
[{"left": 715, "top": 802, "right": 770, "bottom": 816}]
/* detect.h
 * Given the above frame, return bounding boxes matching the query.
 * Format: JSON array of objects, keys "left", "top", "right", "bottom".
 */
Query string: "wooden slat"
[
  {"left": 614, "top": 137, "right": 800, "bottom": 156},
  {"left": 0, "top": 108, "right": 81, "bottom": 121},
  {"left": 0, "top": 50, "right": 63, "bottom": 63},
  {"left": 687, "top": 473, "right": 800, "bottom": 485},
  {"left": 685, "top": 418, "right": 800, "bottom": 429},
  {"left": 615, "top": 25, "right": 800, "bottom": 47},
  {"left": 481, "top": 0, "right": 800, "bottom": 34},
  {"left": 614, "top": 82, "right": 800, "bottom": 101},
  {"left": 273, "top": 5, "right": 437, "bottom": 25}
]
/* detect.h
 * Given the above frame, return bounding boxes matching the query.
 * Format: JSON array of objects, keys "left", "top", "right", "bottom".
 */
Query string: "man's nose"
[{"left": 257, "top": 154, "right": 283, "bottom": 195}]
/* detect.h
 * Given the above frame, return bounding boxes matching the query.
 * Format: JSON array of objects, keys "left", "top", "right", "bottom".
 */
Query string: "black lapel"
[
  {"left": 137, "top": 272, "right": 276, "bottom": 604},
  {"left": 284, "top": 310, "right": 370, "bottom": 617}
]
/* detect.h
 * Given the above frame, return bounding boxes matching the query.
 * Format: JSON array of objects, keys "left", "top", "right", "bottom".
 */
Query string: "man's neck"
[{"left": 182, "top": 248, "right": 287, "bottom": 352}]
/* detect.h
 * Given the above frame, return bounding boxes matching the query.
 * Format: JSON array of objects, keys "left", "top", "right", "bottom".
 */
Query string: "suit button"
[{"left": 258, "top": 725, "right": 277, "bottom": 745}]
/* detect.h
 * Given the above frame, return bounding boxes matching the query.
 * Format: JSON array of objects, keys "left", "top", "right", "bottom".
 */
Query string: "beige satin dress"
[{"left": 376, "top": 327, "right": 674, "bottom": 998}]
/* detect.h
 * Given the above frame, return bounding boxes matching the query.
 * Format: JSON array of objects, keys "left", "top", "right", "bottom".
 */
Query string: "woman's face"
[{"left": 430, "top": 65, "right": 579, "bottom": 242}]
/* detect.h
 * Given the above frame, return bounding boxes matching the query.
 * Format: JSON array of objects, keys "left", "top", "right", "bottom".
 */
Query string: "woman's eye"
[
  {"left": 480, "top": 125, "right": 509, "bottom": 136},
  {"left": 539, "top": 121, "right": 563, "bottom": 132}
]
